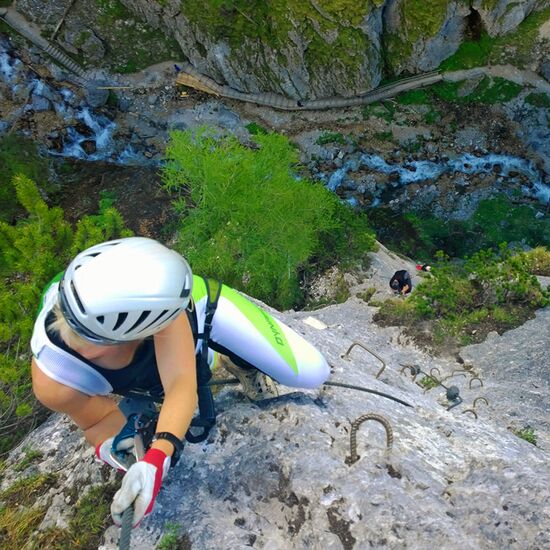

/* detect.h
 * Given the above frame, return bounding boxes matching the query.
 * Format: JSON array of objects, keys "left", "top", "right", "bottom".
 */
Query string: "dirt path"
[
  {"left": 3, "top": 6, "right": 549, "bottom": 109},
  {"left": 444, "top": 65, "right": 550, "bottom": 93}
]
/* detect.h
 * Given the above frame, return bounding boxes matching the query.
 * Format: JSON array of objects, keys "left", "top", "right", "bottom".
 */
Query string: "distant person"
[
  {"left": 416, "top": 263, "right": 431, "bottom": 272},
  {"left": 389, "top": 269, "right": 412, "bottom": 295}
]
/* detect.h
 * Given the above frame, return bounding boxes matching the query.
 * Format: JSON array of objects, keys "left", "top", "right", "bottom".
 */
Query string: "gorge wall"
[{"left": 15, "top": 0, "right": 549, "bottom": 99}]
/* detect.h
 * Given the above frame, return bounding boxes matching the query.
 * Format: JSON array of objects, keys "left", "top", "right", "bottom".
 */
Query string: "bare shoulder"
[
  {"left": 155, "top": 311, "right": 191, "bottom": 337},
  {"left": 31, "top": 359, "right": 87, "bottom": 412}
]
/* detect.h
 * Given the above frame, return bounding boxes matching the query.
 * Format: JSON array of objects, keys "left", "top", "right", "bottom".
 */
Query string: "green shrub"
[
  {"left": 423, "top": 108, "right": 440, "bottom": 124},
  {"left": 431, "top": 77, "right": 522, "bottom": 104},
  {"left": 158, "top": 522, "right": 185, "bottom": 550},
  {"left": 375, "top": 247, "right": 549, "bottom": 348},
  {"left": 245, "top": 122, "right": 268, "bottom": 135},
  {"left": 357, "top": 287, "right": 377, "bottom": 303},
  {"left": 512, "top": 425, "right": 537, "bottom": 446},
  {"left": 373, "top": 131, "right": 393, "bottom": 142},
  {"left": 370, "top": 197, "right": 550, "bottom": 261},
  {"left": 362, "top": 100, "right": 397, "bottom": 122},
  {"left": 489, "top": 7, "right": 550, "bottom": 68},
  {"left": 0, "top": 175, "right": 132, "bottom": 454},
  {"left": 316, "top": 132, "right": 346, "bottom": 145},
  {"left": 470, "top": 197, "right": 550, "bottom": 252},
  {"left": 162, "top": 127, "right": 375, "bottom": 309},
  {"left": 438, "top": 8, "right": 550, "bottom": 72},
  {"left": 0, "top": 481, "right": 118, "bottom": 548},
  {"left": 396, "top": 89, "right": 431, "bottom": 105},
  {"left": 419, "top": 376, "right": 439, "bottom": 390},
  {"left": 469, "top": 77, "right": 523, "bottom": 104},
  {"left": 14, "top": 447, "right": 43, "bottom": 472},
  {"left": 525, "top": 92, "right": 550, "bottom": 109},
  {"left": 439, "top": 33, "right": 494, "bottom": 71},
  {"left": 521, "top": 247, "right": 550, "bottom": 276},
  {"left": 0, "top": 135, "right": 49, "bottom": 223}
]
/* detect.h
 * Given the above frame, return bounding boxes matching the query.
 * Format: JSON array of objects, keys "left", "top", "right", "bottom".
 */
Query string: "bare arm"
[
  {"left": 149, "top": 312, "right": 198, "bottom": 458},
  {"left": 31, "top": 359, "right": 126, "bottom": 446}
]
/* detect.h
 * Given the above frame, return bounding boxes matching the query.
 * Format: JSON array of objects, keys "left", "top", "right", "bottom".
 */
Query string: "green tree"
[
  {"left": 163, "top": 127, "right": 374, "bottom": 309},
  {"left": 0, "top": 175, "right": 132, "bottom": 454}
]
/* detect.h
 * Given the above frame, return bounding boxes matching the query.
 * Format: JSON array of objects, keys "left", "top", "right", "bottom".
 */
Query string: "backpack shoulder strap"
[{"left": 185, "top": 277, "right": 222, "bottom": 443}]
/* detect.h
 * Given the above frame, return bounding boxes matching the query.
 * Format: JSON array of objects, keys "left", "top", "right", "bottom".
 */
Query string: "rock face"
[
  {"left": 383, "top": 0, "right": 469, "bottom": 75},
  {"left": 14, "top": 0, "right": 548, "bottom": 99},
  {"left": 2, "top": 287, "right": 549, "bottom": 549},
  {"left": 473, "top": 0, "right": 543, "bottom": 35}
]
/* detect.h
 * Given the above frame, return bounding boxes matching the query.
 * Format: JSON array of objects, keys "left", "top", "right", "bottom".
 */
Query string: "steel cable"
[{"left": 118, "top": 507, "right": 133, "bottom": 550}]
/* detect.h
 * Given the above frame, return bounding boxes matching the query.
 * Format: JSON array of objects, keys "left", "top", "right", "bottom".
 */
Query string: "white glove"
[
  {"left": 111, "top": 448, "right": 171, "bottom": 527},
  {"left": 95, "top": 436, "right": 135, "bottom": 472}
]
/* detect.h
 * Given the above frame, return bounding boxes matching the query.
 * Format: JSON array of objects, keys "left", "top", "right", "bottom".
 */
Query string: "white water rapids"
[
  {"left": 322, "top": 152, "right": 550, "bottom": 205},
  {"left": 1, "top": 47, "right": 549, "bottom": 205}
]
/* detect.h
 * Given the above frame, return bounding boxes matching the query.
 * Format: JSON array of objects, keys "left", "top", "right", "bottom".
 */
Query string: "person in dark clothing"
[{"left": 389, "top": 270, "right": 412, "bottom": 295}]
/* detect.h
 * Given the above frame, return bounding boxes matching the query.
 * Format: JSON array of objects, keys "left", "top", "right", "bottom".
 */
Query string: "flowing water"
[
  {"left": 320, "top": 151, "right": 549, "bottom": 206},
  {"left": 1, "top": 46, "right": 549, "bottom": 206}
]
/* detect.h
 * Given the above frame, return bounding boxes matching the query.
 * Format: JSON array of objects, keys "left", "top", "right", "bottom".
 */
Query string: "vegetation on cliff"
[
  {"left": 162, "top": 127, "right": 376, "bottom": 310},
  {"left": 0, "top": 176, "right": 132, "bottom": 455},
  {"left": 375, "top": 245, "right": 550, "bottom": 348}
]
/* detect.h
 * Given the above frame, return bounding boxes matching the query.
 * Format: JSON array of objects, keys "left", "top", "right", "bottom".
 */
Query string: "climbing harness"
[
  {"left": 113, "top": 278, "right": 223, "bottom": 449},
  {"left": 186, "top": 278, "right": 222, "bottom": 443},
  {"left": 110, "top": 411, "right": 156, "bottom": 470}
]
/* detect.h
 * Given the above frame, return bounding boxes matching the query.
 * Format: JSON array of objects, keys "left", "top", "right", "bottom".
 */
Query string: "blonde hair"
[{"left": 48, "top": 302, "right": 90, "bottom": 349}]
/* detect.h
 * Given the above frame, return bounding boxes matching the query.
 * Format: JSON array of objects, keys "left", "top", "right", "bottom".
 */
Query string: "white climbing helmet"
[{"left": 59, "top": 237, "right": 193, "bottom": 344}]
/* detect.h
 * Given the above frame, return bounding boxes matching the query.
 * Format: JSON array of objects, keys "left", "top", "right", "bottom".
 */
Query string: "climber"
[
  {"left": 416, "top": 263, "right": 431, "bottom": 272},
  {"left": 30, "top": 237, "right": 330, "bottom": 528},
  {"left": 389, "top": 269, "right": 412, "bottom": 295}
]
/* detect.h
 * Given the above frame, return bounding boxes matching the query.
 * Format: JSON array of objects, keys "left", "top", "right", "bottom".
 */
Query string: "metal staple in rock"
[
  {"left": 469, "top": 377, "right": 484, "bottom": 389},
  {"left": 346, "top": 413, "right": 393, "bottom": 465},
  {"left": 341, "top": 341, "right": 386, "bottom": 379},
  {"left": 399, "top": 363, "right": 466, "bottom": 410},
  {"left": 473, "top": 396, "right": 489, "bottom": 409}
]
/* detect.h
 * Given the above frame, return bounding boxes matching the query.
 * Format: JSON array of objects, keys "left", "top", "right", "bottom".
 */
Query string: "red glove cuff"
[{"left": 142, "top": 448, "right": 169, "bottom": 516}]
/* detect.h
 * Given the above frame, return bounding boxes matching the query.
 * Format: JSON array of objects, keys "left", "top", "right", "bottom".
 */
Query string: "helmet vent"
[
  {"left": 138, "top": 309, "right": 169, "bottom": 333},
  {"left": 113, "top": 312, "right": 128, "bottom": 330},
  {"left": 70, "top": 281, "right": 86, "bottom": 314},
  {"left": 180, "top": 285, "right": 190, "bottom": 298},
  {"left": 125, "top": 310, "right": 151, "bottom": 335},
  {"left": 97, "top": 315, "right": 105, "bottom": 324},
  {"left": 164, "top": 308, "right": 181, "bottom": 323}
]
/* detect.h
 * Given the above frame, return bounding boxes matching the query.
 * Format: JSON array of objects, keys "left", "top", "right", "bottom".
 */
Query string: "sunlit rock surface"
[
  {"left": 14, "top": 0, "right": 548, "bottom": 99},
  {"left": 3, "top": 290, "right": 548, "bottom": 549}
]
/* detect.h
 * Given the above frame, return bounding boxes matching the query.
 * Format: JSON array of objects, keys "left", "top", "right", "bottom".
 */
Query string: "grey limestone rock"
[
  {"left": 472, "top": 0, "right": 542, "bottom": 36},
  {"left": 3, "top": 293, "right": 549, "bottom": 549}
]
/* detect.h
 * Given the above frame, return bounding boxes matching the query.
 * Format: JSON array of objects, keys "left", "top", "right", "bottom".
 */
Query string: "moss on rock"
[
  {"left": 384, "top": 0, "right": 451, "bottom": 74},
  {"left": 181, "top": 0, "right": 378, "bottom": 93}
]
